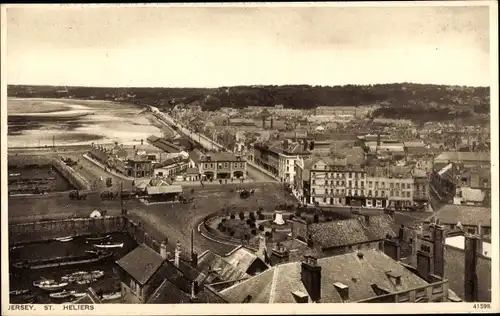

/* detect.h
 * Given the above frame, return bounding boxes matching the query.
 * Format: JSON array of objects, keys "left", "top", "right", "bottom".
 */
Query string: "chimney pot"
[{"left": 301, "top": 255, "right": 321, "bottom": 303}]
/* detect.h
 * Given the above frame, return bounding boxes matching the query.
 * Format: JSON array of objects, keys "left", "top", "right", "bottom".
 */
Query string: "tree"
[
  {"left": 313, "top": 214, "right": 319, "bottom": 223},
  {"left": 258, "top": 225, "right": 264, "bottom": 231},
  {"left": 230, "top": 213, "right": 236, "bottom": 219},
  {"left": 239, "top": 211, "right": 245, "bottom": 220},
  {"left": 251, "top": 229, "right": 257, "bottom": 235}
]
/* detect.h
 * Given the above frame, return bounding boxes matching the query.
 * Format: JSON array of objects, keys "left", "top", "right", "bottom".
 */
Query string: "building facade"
[
  {"left": 253, "top": 139, "right": 311, "bottom": 184},
  {"left": 198, "top": 152, "right": 247, "bottom": 180},
  {"left": 298, "top": 157, "right": 429, "bottom": 209}
]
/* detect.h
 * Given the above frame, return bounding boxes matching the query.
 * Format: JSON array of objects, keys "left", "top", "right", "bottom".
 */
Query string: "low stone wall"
[
  {"left": 8, "top": 215, "right": 167, "bottom": 254},
  {"left": 9, "top": 216, "right": 125, "bottom": 245},
  {"left": 122, "top": 216, "right": 164, "bottom": 254},
  {"left": 52, "top": 157, "right": 91, "bottom": 190}
]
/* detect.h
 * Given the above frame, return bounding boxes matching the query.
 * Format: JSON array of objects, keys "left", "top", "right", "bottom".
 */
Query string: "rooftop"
[
  {"left": 201, "top": 152, "right": 243, "bottom": 162},
  {"left": 220, "top": 249, "right": 428, "bottom": 303},
  {"left": 116, "top": 245, "right": 165, "bottom": 285},
  {"left": 434, "top": 151, "right": 490, "bottom": 163},
  {"left": 197, "top": 250, "right": 251, "bottom": 284},
  {"left": 307, "top": 215, "right": 395, "bottom": 249},
  {"left": 428, "top": 205, "right": 491, "bottom": 227}
]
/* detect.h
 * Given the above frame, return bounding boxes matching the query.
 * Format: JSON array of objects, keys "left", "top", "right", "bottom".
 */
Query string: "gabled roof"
[
  {"left": 428, "top": 205, "right": 491, "bottom": 227},
  {"left": 197, "top": 250, "right": 251, "bottom": 283},
  {"left": 220, "top": 249, "right": 428, "bottom": 303},
  {"left": 224, "top": 246, "right": 269, "bottom": 273},
  {"left": 116, "top": 245, "right": 165, "bottom": 285},
  {"left": 434, "top": 151, "right": 490, "bottom": 163},
  {"left": 308, "top": 215, "right": 395, "bottom": 249}
]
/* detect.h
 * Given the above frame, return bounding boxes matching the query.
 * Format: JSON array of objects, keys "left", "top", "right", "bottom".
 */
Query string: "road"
[
  {"left": 8, "top": 182, "right": 297, "bottom": 256},
  {"left": 246, "top": 163, "right": 279, "bottom": 182}
]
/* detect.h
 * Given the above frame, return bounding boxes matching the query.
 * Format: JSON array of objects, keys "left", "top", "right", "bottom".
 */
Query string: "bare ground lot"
[{"left": 8, "top": 183, "right": 297, "bottom": 256}]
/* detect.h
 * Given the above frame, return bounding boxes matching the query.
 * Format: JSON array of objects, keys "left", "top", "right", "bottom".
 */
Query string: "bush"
[
  {"left": 246, "top": 219, "right": 253, "bottom": 226},
  {"left": 258, "top": 214, "right": 265, "bottom": 220},
  {"left": 221, "top": 218, "right": 227, "bottom": 223},
  {"left": 265, "top": 231, "right": 272, "bottom": 238},
  {"left": 258, "top": 207, "right": 264, "bottom": 213},
  {"left": 295, "top": 210, "right": 302, "bottom": 217},
  {"left": 258, "top": 225, "right": 264, "bottom": 231},
  {"left": 249, "top": 212, "right": 256, "bottom": 222},
  {"left": 313, "top": 214, "right": 319, "bottom": 223},
  {"left": 289, "top": 215, "right": 295, "bottom": 220},
  {"left": 244, "top": 234, "right": 250, "bottom": 240},
  {"left": 229, "top": 230, "right": 235, "bottom": 237},
  {"left": 251, "top": 229, "right": 257, "bottom": 235},
  {"left": 239, "top": 212, "right": 245, "bottom": 220}
]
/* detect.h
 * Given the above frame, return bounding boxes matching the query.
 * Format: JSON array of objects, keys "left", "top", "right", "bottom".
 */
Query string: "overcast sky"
[{"left": 6, "top": 4, "right": 492, "bottom": 88}]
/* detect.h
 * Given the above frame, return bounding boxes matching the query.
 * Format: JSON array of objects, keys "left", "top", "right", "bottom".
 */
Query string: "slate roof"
[
  {"left": 444, "top": 244, "right": 491, "bottom": 302},
  {"left": 224, "top": 246, "right": 268, "bottom": 273},
  {"left": 429, "top": 205, "right": 491, "bottom": 227},
  {"left": 147, "top": 279, "right": 191, "bottom": 303},
  {"left": 116, "top": 245, "right": 165, "bottom": 285},
  {"left": 308, "top": 215, "right": 395, "bottom": 249},
  {"left": 220, "top": 249, "right": 428, "bottom": 303},
  {"left": 201, "top": 152, "right": 242, "bottom": 162},
  {"left": 197, "top": 250, "right": 251, "bottom": 283},
  {"left": 434, "top": 151, "right": 490, "bottom": 163}
]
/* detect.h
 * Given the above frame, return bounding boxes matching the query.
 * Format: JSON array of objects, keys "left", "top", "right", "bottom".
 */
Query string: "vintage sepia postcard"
[{"left": 1, "top": 2, "right": 498, "bottom": 315}]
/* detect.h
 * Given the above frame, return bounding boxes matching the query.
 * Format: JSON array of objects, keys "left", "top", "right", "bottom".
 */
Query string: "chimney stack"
[
  {"left": 464, "top": 234, "right": 479, "bottom": 302},
  {"left": 270, "top": 117, "right": 274, "bottom": 129},
  {"left": 174, "top": 241, "right": 181, "bottom": 267},
  {"left": 190, "top": 281, "right": 198, "bottom": 300},
  {"left": 160, "top": 240, "right": 168, "bottom": 260},
  {"left": 301, "top": 255, "right": 321, "bottom": 303},
  {"left": 432, "top": 224, "right": 445, "bottom": 277}
]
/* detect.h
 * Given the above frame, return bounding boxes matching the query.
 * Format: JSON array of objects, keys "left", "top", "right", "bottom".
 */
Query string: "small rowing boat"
[
  {"left": 62, "top": 271, "right": 89, "bottom": 282},
  {"left": 9, "top": 289, "right": 30, "bottom": 296},
  {"left": 72, "top": 292, "right": 87, "bottom": 298},
  {"left": 55, "top": 236, "right": 73, "bottom": 242},
  {"left": 39, "top": 282, "right": 68, "bottom": 292},
  {"left": 91, "top": 270, "right": 105, "bottom": 279},
  {"left": 50, "top": 290, "right": 76, "bottom": 299},
  {"left": 102, "top": 292, "right": 122, "bottom": 301},
  {"left": 33, "top": 279, "right": 56, "bottom": 287},
  {"left": 23, "top": 295, "right": 36, "bottom": 304},
  {"left": 86, "top": 234, "right": 111, "bottom": 242},
  {"left": 93, "top": 242, "right": 123, "bottom": 249}
]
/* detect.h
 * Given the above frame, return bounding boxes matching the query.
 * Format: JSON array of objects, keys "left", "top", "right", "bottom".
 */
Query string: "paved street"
[{"left": 8, "top": 182, "right": 297, "bottom": 256}]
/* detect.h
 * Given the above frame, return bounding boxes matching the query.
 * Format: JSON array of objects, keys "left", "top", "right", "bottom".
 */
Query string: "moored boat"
[
  {"left": 13, "top": 251, "right": 113, "bottom": 270},
  {"left": 62, "top": 271, "right": 89, "bottom": 282},
  {"left": 33, "top": 279, "right": 56, "bottom": 287},
  {"left": 55, "top": 236, "right": 73, "bottom": 242},
  {"left": 23, "top": 294, "right": 37, "bottom": 304},
  {"left": 91, "top": 270, "right": 105, "bottom": 279},
  {"left": 9, "top": 289, "right": 30, "bottom": 296},
  {"left": 38, "top": 282, "right": 68, "bottom": 292},
  {"left": 93, "top": 242, "right": 123, "bottom": 249},
  {"left": 72, "top": 292, "right": 87, "bottom": 298},
  {"left": 102, "top": 292, "right": 122, "bottom": 301},
  {"left": 49, "top": 290, "right": 76, "bottom": 299},
  {"left": 86, "top": 234, "right": 111, "bottom": 242}
]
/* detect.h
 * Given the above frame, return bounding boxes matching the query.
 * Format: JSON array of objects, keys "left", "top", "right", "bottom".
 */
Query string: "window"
[
  {"left": 396, "top": 183, "right": 400, "bottom": 189},
  {"left": 369, "top": 181, "right": 373, "bottom": 187},
  {"left": 210, "top": 163, "right": 214, "bottom": 168},
  {"left": 407, "top": 191, "right": 411, "bottom": 198},
  {"left": 390, "top": 183, "right": 394, "bottom": 189},
  {"left": 349, "top": 180, "right": 352, "bottom": 187},
  {"left": 204, "top": 163, "right": 208, "bottom": 169},
  {"left": 369, "top": 190, "right": 372, "bottom": 196},
  {"left": 312, "top": 188, "right": 316, "bottom": 193},
  {"left": 336, "top": 181, "right": 340, "bottom": 185},
  {"left": 312, "top": 180, "right": 316, "bottom": 184},
  {"left": 336, "top": 189, "right": 339, "bottom": 194},
  {"left": 381, "top": 182, "right": 385, "bottom": 188},
  {"left": 396, "top": 191, "right": 400, "bottom": 197},
  {"left": 375, "top": 181, "right": 379, "bottom": 188},
  {"left": 348, "top": 190, "right": 352, "bottom": 196},
  {"left": 361, "top": 181, "right": 364, "bottom": 188},
  {"left": 375, "top": 190, "right": 379, "bottom": 197},
  {"left": 314, "top": 165, "right": 317, "bottom": 169},
  {"left": 355, "top": 181, "right": 359, "bottom": 187},
  {"left": 325, "top": 189, "right": 329, "bottom": 194},
  {"left": 361, "top": 190, "right": 365, "bottom": 196},
  {"left": 323, "top": 197, "right": 327, "bottom": 203}
]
